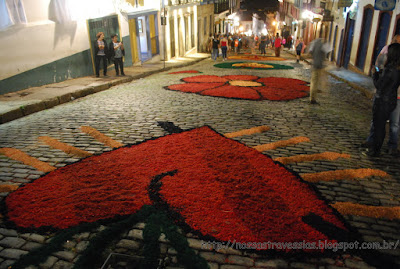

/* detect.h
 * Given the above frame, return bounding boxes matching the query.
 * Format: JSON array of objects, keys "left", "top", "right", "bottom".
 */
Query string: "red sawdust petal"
[
  {"left": 167, "top": 82, "right": 225, "bottom": 93},
  {"left": 169, "top": 70, "right": 200, "bottom": 74},
  {"left": 257, "top": 86, "right": 309, "bottom": 101},
  {"left": 222, "top": 75, "right": 259, "bottom": 81},
  {"left": 202, "top": 85, "right": 261, "bottom": 100},
  {"left": 182, "top": 75, "right": 229, "bottom": 83}
]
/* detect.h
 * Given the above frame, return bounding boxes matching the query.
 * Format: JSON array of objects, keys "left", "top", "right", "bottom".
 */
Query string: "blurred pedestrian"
[
  {"left": 274, "top": 33, "right": 282, "bottom": 57},
  {"left": 259, "top": 35, "right": 267, "bottom": 55},
  {"left": 307, "top": 38, "right": 331, "bottom": 104},
  {"left": 295, "top": 37, "right": 305, "bottom": 63},
  {"left": 109, "top": 34, "right": 125, "bottom": 76},
  {"left": 94, "top": 32, "right": 109, "bottom": 77},
  {"left": 364, "top": 43, "right": 400, "bottom": 157},
  {"left": 210, "top": 34, "right": 220, "bottom": 61}
]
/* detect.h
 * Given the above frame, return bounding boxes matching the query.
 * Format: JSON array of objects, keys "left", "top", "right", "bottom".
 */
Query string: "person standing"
[
  {"left": 364, "top": 43, "right": 400, "bottom": 157},
  {"left": 295, "top": 37, "right": 305, "bottom": 63},
  {"left": 94, "top": 32, "right": 109, "bottom": 77},
  {"left": 307, "top": 38, "right": 331, "bottom": 104},
  {"left": 259, "top": 35, "right": 267, "bottom": 55},
  {"left": 364, "top": 35, "right": 400, "bottom": 155},
  {"left": 274, "top": 33, "right": 282, "bottom": 57},
  {"left": 220, "top": 35, "right": 228, "bottom": 61},
  {"left": 210, "top": 34, "right": 220, "bottom": 61},
  {"left": 109, "top": 34, "right": 125, "bottom": 76}
]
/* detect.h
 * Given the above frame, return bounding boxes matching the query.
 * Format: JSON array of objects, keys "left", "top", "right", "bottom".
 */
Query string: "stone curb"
[{"left": 0, "top": 57, "right": 207, "bottom": 125}]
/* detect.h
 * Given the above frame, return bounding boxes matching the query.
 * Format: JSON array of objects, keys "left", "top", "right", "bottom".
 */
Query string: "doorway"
[
  {"left": 372, "top": 12, "right": 391, "bottom": 66},
  {"left": 356, "top": 7, "right": 373, "bottom": 70},
  {"left": 138, "top": 16, "right": 150, "bottom": 62}
]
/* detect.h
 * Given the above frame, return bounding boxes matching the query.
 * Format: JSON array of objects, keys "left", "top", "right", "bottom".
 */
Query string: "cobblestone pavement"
[{"left": 0, "top": 50, "right": 399, "bottom": 269}]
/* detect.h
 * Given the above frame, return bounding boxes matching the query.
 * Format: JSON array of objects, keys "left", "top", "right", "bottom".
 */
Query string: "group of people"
[
  {"left": 207, "top": 32, "right": 296, "bottom": 60},
  {"left": 94, "top": 32, "right": 126, "bottom": 78},
  {"left": 363, "top": 35, "right": 400, "bottom": 157}
]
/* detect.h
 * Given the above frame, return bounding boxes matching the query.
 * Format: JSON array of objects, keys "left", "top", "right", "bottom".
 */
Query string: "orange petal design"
[
  {"left": 253, "top": 137, "right": 310, "bottom": 151},
  {"left": 332, "top": 202, "right": 400, "bottom": 220},
  {"left": 0, "top": 148, "right": 56, "bottom": 173},
  {"left": 274, "top": 152, "right": 351, "bottom": 165},
  {"left": 224, "top": 126, "right": 271, "bottom": 138},
  {"left": 39, "top": 136, "right": 92, "bottom": 158},
  {"left": 301, "top": 169, "right": 389, "bottom": 183},
  {"left": 80, "top": 126, "right": 124, "bottom": 149}
]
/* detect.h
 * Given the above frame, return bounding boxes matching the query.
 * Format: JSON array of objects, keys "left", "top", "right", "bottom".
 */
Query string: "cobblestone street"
[{"left": 0, "top": 50, "right": 399, "bottom": 269}]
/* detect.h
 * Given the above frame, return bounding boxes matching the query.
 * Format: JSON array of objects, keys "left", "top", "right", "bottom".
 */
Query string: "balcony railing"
[
  {"left": 214, "top": 1, "right": 229, "bottom": 14},
  {"left": 168, "top": 0, "right": 201, "bottom": 6}
]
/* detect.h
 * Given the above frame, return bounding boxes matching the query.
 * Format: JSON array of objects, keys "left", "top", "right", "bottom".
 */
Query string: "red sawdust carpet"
[
  {"left": 6, "top": 127, "right": 346, "bottom": 252},
  {"left": 165, "top": 75, "right": 309, "bottom": 101}
]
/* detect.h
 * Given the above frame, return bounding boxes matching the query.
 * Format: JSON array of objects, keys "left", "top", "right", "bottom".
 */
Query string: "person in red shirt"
[
  {"left": 274, "top": 33, "right": 282, "bottom": 57},
  {"left": 220, "top": 35, "right": 228, "bottom": 61}
]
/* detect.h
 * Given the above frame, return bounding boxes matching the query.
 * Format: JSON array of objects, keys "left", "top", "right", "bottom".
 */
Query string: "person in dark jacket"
[
  {"left": 94, "top": 32, "right": 109, "bottom": 77},
  {"left": 364, "top": 43, "right": 400, "bottom": 157},
  {"left": 109, "top": 34, "right": 125, "bottom": 76}
]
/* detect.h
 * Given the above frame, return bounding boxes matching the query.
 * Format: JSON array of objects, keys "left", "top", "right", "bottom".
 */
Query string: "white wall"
[
  {"left": 349, "top": 0, "right": 400, "bottom": 73},
  {"left": 0, "top": 0, "right": 125, "bottom": 80}
]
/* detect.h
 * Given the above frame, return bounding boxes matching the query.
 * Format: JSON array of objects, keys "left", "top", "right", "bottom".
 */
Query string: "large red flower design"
[
  {"left": 5, "top": 127, "right": 346, "bottom": 251},
  {"left": 165, "top": 75, "right": 309, "bottom": 101}
]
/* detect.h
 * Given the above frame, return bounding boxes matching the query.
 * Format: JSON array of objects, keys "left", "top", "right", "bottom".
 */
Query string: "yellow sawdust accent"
[
  {"left": 332, "top": 202, "right": 400, "bottom": 220},
  {"left": 224, "top": 126, "right": 271, "bottom": 138},
  {"left": 39, "top": 136, "right": 92, "bottom": 158},
  {"left": 274, "top": 152, "right": 351, "bottom": 165},
  {"left": 253, "top": 136, "right": 310, "bottom": 151},
  {"left": 0, "top": 148, "right": 56, "bottom": 173},
  {"left": 0, "top": 184, "right": 19, "bottom": 193},
  {"left": 301, "top": 168, "right": 388, "bottom": 183},
  {"left": 81, "top": 126, "right": 124, "bottom": 149},
  {"left": 232, "top": 63, "right": 274, "bottom": 68},
  {"left": 229, "top": 55, "right": 286, "bottom": 61},
  {"left": 229, "top": 80, "right": 263, "bottom": 87}
]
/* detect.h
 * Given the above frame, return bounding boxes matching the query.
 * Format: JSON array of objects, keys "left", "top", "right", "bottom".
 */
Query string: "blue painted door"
[
  {"left": 337, "top": 29, "right": 344, "bottom": 65},
  {"left": 356, "top": 8, "right": 373, "bottom": 69},
  {"left": 343, "top": 19, "right": 355, "bottom": 68},
  {"left": 372, "top": 12, "right": 391, "bottom": 65},
  {"left": 331, "top": 25, "right": 338, "bottom": 62}
]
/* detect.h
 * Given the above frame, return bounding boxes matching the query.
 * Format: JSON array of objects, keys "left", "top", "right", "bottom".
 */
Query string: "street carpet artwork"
[
  {"left": 0, "top": 123, "right": 397, "bottom": 268},
  {"left": 168, "top": 70, "right": 201, "bottom": 74},
  {"left": 214, "top": 61, "right": 294, "bottom": 70},
  {"left": 228, "top": 55, "right": 286, "bottom": 61},
  {"left": 165, "top": 75, "right": 309, "bottom": 101}
]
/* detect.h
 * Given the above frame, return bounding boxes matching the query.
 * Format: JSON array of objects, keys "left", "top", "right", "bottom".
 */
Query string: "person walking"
[
  {"left": 220, "top": 34, "right": 228, "bottom": 61},
  {"left": 307, "top": 38, "right": 331, "bottom": 104},
  {"left": 274, "top": 33, "right": 282, "bottom": 57},
  {"left": 259, "top": 35, "right": 267, "bottom": 55},
  {"left": 210, "top": 34, "right": 220, "bottom": 61},
  {"left": 295, "top": 37, "right": 305, "bottom": 63},
  {"left": 94, "top": 32, "right": 109, "bottom": 77},
  {"left": 363, "top": 35, "right": 400, "bottom": 155},
  {"left": 109, "top": 34, "right": 125, "bottom": 76},
  {"left": 364, "top": 43, "right": 400, "bottom": 157}
]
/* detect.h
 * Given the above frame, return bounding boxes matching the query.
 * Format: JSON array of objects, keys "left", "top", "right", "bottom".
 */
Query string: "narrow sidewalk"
[{"left": 0, "top": 53, "right": 209, "bottom": 124}]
